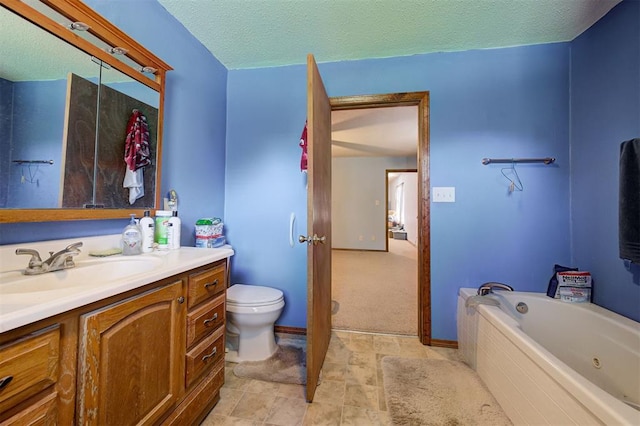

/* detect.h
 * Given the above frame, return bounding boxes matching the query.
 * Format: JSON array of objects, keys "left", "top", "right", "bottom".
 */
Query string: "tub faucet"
[
  {"left": 16, "top": 242, "right": 83, "bottom": 275},
  {"left": 477, "top": 282, "right": 514, "bottom": 296}
]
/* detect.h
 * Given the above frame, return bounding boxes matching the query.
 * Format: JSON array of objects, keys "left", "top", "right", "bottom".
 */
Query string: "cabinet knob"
[
  {"left": 204, "top": 279, "right": 219, "bottom": 289},
  {"left": 0, "top": 375, "right": 13, "bottom": 390},
  {"left": 177, "top": 296, "right": 185, "bottom": 304}
]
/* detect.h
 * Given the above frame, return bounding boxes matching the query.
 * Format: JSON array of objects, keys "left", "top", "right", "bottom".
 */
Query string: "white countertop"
[{"left": 0, "top": 235, "right": 234, "bottom": 333}]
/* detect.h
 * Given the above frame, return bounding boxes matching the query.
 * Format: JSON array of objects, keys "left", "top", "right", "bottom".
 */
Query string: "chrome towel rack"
[
  {"left": 482, "top": 157, "right": 555, "bottom": 165},
  {"left": 12, "top": 160, "right": 54, "bottom": 165},
  {"left": 482, "top": 157, "right": 555, "bottom": 193}
]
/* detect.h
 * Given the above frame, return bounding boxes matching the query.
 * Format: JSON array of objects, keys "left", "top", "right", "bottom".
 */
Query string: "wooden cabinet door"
[{"left": 77, "top": 280, "right": 186, "bottom": 426}]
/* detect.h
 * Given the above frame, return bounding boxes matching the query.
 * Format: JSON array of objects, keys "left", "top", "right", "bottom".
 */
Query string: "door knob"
[{"left": 299, "top": 234, "right": 326, "bottom": 245}]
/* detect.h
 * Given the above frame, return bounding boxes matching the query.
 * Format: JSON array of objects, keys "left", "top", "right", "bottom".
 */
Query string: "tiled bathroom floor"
[{"left": 200, "top": 330, "right": 460, "bottom": 426}]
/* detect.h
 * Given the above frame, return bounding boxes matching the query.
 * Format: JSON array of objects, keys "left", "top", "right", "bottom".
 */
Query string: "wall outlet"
[{"left": 432, "top": 187, "right": 455, "bottom": 203}]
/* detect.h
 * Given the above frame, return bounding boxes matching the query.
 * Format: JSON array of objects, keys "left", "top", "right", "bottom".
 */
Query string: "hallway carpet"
[{"left": 331, "top": 239, "right": 417, "bottom": 335}]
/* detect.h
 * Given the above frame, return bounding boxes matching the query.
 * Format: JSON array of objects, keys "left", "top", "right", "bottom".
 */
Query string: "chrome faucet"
[
  {"left": 16, "top": 242, "right": 83, "bottom": 275},
  {"left": 477, "top": 282, "right": 514, "bottom": 296}
]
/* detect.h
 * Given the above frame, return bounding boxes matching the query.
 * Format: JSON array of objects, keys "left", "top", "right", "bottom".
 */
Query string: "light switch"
[{"left": 432, "top": 187, "right": 455, "bottom": 203}]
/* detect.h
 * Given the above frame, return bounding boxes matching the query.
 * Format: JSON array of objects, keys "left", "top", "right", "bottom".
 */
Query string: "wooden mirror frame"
[{"left": 0, "top": 0, "right": 172, "bottom": 223}]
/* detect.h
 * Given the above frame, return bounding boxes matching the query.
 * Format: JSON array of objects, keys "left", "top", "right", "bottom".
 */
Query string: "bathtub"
[{"left": 457, "top": 288, "right": 640, "bottom": 425}]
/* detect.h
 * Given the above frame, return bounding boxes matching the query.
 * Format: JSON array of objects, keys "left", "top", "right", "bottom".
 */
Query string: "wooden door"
[
  {"left": 305, "top": 54, "right": 332, "bottom": 402},
  {"left": 77, "top": 280, "right": 186, "bottom": 425}
]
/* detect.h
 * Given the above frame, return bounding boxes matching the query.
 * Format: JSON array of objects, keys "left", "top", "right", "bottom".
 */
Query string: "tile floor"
[{"left": 200, "top": 330, "right": 461, "bottom": 426}]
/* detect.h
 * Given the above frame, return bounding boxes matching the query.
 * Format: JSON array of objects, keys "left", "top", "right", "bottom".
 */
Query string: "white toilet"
[{"left": 225, "top": 284, "right": 285, "bottom": 362}]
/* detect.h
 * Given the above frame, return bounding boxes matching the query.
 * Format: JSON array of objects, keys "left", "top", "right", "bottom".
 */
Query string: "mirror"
[
  {"left": 61, "top": 66, "right": 160, "bottom": 209},
  {"left": 0, "top": 0, "right": 171, "bottom": 222}
]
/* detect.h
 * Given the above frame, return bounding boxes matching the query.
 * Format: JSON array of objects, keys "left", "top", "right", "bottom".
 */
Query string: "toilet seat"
[{"left": 227, "top": 284, "right": 284, "bottom": 307}]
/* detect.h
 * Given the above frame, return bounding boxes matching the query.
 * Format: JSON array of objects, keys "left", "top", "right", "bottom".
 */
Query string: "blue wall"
[
  {"left": 225, "top": 65, "right": 310, "bottom": 328},
  {"left": 2, "top": 0, "right": 636, "bottom": 341},
  {"left": 225, "top": 44, "right": 572, "bottom": 339},
  {"left": 0, "top": 79, "right": 65, "bottom": 208},
  {"left": 0, "top": 78, "right": 12, "bottom": 207},
  {"left": 0, "top": 0, "right": 228, "bottom": 246},
  {"left": 8, "top": 80, "right": 65, "bottom": 208},
  {"left": 570, "top": 0, "right": 640, "bottom": 322}
]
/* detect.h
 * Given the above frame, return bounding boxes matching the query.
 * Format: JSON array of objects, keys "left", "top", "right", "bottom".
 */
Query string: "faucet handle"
[
  {"left": 15, "top": 248, "right": 43, "bottom": 268},
  {"left": 477, "top": 281, "right": 513, "bottom": 295},
  {"left": 66, "top": 242, "right": 83, "bottom": 252}
]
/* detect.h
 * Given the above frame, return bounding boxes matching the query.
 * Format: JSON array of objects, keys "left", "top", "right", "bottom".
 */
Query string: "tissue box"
[
  {"left": 195, "top": 218, "right": 223, "bottom": 236},
  {"left": 195, "top": 218, "right": 224, "bottom": 248}
]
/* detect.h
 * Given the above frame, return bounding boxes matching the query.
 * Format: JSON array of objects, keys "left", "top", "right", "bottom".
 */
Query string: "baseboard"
[
  {"left": 332, "top": 248, "right": 386, "bottom": 252},
  {"left": 430, "top": 339, "right": 458, "bottom": 349},
  {"left": 275, "top": 326, "right": 307, "bottom": 335},
  {"left": 274, "top": 327, "right": 457, "bottom": 349}
]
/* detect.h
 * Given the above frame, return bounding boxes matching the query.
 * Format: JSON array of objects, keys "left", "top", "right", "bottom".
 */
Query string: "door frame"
[{"left": 330, "top": 92, "right": 431, "bottom": 345}]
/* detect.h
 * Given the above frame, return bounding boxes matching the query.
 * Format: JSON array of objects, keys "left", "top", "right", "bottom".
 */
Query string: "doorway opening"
[{"left": 329, "top": 92, "right": 431, "bottom": 344}]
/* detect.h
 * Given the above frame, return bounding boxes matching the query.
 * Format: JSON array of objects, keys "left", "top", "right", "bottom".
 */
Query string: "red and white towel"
[
  {"left": 299, "top": 120, "right": 308, "bottom": 173},
  {"left": 123, "top": 109, "right": 150, "bottom": 204}
]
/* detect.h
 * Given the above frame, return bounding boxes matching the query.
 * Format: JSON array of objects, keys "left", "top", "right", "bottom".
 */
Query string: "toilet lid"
[{"left": 227, "top": 284, "right": 284, "bottom": 306}]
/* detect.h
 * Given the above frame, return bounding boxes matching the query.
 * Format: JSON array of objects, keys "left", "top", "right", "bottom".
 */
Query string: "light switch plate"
[{"left": 432, "top": 187, "right": 455, "bottom": 203}]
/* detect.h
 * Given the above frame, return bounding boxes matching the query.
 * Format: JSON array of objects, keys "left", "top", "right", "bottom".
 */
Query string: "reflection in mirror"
[
  {"left": 98, "top": 65, "right": 159, "bottom": 209},
  {"left": 0, "top": 5, "right": 97, "bottom": 209},
  {"left": 1, "top": 3, "right": 162, "bottom": 211},
  {"left": 61, "top": 64, "right": 159, "bottom": 208}
]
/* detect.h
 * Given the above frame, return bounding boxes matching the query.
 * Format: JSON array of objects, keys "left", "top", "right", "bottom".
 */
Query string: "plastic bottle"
[
  {"left": 139, "top": 210, "right": 155, "bottom": 253},
  {"left": 168, "top": 211, "right": 181, "bottom": 250},
  {"left": 122, "top": 214, "right": 142, "bottom": 255},
  {"left": 154, "top": 210, "right": 171, "bottom": 250}
]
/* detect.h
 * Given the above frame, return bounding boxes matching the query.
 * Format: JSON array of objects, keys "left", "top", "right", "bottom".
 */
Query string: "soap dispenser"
[{"left": 122, "top": 214, "right": 142, "bottom": 255}]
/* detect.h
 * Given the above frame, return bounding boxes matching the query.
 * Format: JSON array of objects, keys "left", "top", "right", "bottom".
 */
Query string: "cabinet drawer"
[
  {"left": 0, "top": 326, "right": 59, "bottom": 413},
  {"left": 0, "top": 391, "right": 57, "bottom": 426},
  {"left": 185, "top": 326, "right": 224, "bottom": 388},
  {"left": 161, "top": 363, "right": 224, "bottom": 426},
  {"left": 186, "top": 294, "right": 225, "bottom": 348},
  {"left": 187, "top": 262, "right": 226, "bottom": 308}
]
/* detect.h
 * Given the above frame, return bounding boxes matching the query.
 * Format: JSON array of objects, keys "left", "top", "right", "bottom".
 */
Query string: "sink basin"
[{"left": 0, "top": 255, "right": 163, "bottom": 296}]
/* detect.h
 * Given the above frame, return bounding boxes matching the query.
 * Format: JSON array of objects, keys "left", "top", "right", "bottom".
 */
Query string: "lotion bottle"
[
  {"left": 168, "top": 211, "right": 181, "bottom": 250},
  {"left": 139, "top": 210, "right": 155, "bottom": 253},
  {"left": 122, "top": 214, "right": 142, "bottom": 255}
]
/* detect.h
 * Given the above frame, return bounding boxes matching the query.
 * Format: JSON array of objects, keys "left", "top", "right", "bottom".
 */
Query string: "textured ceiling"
[
  {"left": 158, "top": 0, "right": 620, "bottom": 69},
  {"left": 332, "top": 106, "right": 418, "bottom": 158}
]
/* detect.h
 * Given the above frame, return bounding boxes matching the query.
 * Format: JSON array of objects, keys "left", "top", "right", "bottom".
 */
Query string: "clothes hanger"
[{"left": 501, "top": 163, "right": 523, "bottom": 193}]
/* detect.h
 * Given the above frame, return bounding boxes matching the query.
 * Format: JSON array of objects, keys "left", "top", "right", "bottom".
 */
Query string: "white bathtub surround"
[
  {"left": 457, "top": 288, "right": 640, "bottom": 425},
  {"left": 0, "top": 234, "right": 234, "bottom": 333}
]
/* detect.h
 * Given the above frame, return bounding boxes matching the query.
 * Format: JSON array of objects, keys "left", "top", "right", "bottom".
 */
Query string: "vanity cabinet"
[
  {"left": 76, "top": 280, "right": 185, "bottom": 425},
  {"left": 0, "top": 257, "right": 229, "bottom": 425},
  {"left": 161, "top": 262, "right": 227, "bottom": 426}
]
